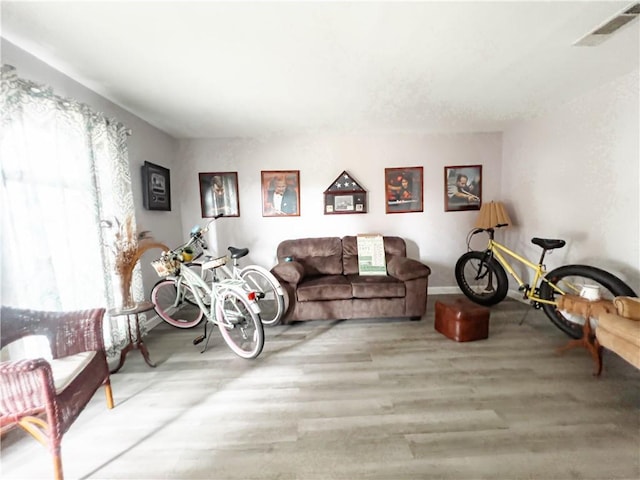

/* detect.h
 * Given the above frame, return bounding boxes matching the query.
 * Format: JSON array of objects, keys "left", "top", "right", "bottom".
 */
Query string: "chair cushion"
[{"left": 49, "top": 351, "right": 96, "bottom": 394}]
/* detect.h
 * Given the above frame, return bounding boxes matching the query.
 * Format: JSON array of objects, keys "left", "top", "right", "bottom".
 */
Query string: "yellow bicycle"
[{"left": 455, "top": 225, "right": 636, "bottom": 339}]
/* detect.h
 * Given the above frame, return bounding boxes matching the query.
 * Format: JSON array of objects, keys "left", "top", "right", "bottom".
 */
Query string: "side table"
[{"left": 108, "top": 301, "right": 157, "bottom": 373}]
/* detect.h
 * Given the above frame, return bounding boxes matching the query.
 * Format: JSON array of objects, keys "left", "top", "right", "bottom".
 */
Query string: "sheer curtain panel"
[{"left": 1, "top": 64, "right": 140, "bottom": 357}]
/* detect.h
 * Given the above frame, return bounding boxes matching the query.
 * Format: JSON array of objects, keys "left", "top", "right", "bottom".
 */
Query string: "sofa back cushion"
[
  {"left": 342, "top": 236, "right": 407, "bottom": 275},
  {"left": 276, "top": 237, "right": 343, "bottom": 275}
]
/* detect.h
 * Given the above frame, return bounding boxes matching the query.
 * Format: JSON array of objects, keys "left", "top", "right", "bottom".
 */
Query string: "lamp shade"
[{"left": 474, "top": 201, "right": 512, "bottom": 229}]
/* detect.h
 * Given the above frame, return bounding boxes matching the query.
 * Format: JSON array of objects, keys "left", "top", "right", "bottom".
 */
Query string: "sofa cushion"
[
  {"left": 296, "top": 275, "right": 352, "bottom": 302},
  {"left": 348, "top": 274, "right": 405, "bottom": 299},
  {"left": 277, "top": 237, "right": 343, "bottom": 276},
  {"left": 342, "top": 236, "right": 407, "bottom": 275},
  {"left": 598, "top": 314, "right": 640, "bottom": 348}
]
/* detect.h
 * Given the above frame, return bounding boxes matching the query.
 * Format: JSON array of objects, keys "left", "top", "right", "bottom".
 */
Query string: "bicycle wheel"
[
  {"left": 151, "top": 279, "right": 204, "bottom": 328},
  {"left": 215, "top": 289, "right": 264, "bottom": 359},
  {"left": 455, "top": 251, "right": 509, "bottom": 306},
  {"left": 239, "top": 265, "right": 285, "bottom": 326},
  {"left": 539, "top": 265, "right": 637, "bottom": 339}
]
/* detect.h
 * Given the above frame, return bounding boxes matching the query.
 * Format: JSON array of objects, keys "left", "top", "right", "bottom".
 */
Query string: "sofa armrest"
[
  {"left": 387, "top": 256, "right": 431, "bottom": 282},
  {"left": 271, "top": 261, "right": 305, "bottom": 285},
  {"left": 614, "top": 296, "right": 640, "bottom": 320}
]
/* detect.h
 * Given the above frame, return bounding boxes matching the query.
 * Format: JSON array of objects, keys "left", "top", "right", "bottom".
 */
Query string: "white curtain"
[{"left": 0, "top": 64, "right": 141, "bottom": 357}]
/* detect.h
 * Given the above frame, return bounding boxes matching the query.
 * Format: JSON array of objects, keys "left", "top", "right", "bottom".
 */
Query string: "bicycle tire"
[
  {"left": 151, "top": 279, "right": 204, "bottom": 329},
  {"left": 239, "top": 265, "right": 285, "bottom": 326},
  {"left": 215, "top": 288, "right": 264, "bottom": 359},
  {"left": 539, "top": 265, "right": 637, "bottom": 339},
  {"left": 455, "top": 251, "right": 509, "bottom": 306}
]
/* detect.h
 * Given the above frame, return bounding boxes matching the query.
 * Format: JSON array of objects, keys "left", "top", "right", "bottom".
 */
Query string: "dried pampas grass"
[{"left": 101, "top": 215, "right": 168, "bottom": 308}]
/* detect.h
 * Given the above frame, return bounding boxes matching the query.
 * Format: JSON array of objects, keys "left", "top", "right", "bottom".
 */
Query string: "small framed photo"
[
  {"left": 261, "top": 170, "right": 300, "bottom": 217},
  {"left": 444, "top": 165, "right": 482, "bottom": 212},
  {"left": 199, "top": 172, "right": 240, "bottom": 218},
  {"left": 141, "top": 161, "right": 171, "bottom": 211},
  {"left": 385, "top": 167, "right": 423, "bottom": 214}
]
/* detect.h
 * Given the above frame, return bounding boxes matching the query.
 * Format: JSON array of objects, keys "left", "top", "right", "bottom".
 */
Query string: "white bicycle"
[
  {"left": 150, "top": 234, "right": 264, "bottom": 359},
  {"left": 151, "top": 215, "right": 286, "bottom": 328}
]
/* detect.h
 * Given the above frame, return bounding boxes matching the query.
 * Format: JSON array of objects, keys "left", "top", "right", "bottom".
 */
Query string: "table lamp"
[{"left": 474, "top": 201, "right": 512, "bottom": 229}]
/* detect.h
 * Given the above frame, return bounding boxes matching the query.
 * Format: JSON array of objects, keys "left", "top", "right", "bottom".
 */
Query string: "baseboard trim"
[{"left": 429, "top": 287, "right": 529, "bottom": 304}]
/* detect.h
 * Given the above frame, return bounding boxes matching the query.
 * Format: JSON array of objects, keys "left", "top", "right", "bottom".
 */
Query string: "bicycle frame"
[
  {"left": 483, "top": 237, "right": 566, "bottom": 305},
  {"left": 171, "top": 262, "right": 259, "bottom": 326}
]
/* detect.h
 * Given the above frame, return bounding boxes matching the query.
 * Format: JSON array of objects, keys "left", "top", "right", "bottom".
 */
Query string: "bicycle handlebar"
[
  {"left": 162, "top": 214, "right": 225, "bottom": 261},
  {"left": 471, "top": 223, "right": 508, "bottom": 235}
]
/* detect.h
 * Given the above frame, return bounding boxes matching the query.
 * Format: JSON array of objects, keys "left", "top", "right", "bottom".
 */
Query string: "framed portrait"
[
  {"left": 261, "top": 170, "right": 300, "bottom": 217},
  {"left": 385, "top": 167, "right": 424, "bottom": 214},
  {"left": 141, "top": 161, "right": 171, "bottom": 211},
  {"left": 199, "top": 172, "right": 240, "bottom": 218},
  {"left": 444, "top": 165, "right": 482, "bottom": 212}
]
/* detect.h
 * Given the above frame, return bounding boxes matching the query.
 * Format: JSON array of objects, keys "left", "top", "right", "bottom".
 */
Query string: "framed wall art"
[
  {"left": 141, "top": 161, "right": 171, "bottom": 211},
  {"left": 444, "top": 164, "right": 482, "bottom": 212},
  {"left": 261, "top": 170, "right": 300, "bottom": 217},
  {"left": 199, "top": 172, "right": 240, "bottom": 218},
  {"left": 384, "top": 166, "right": 423, "bottom": 214},
  {"left": 324, "top": 171, "right": 367, "bottom": 214}
]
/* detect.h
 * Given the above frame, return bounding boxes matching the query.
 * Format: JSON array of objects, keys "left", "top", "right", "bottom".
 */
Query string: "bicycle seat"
[
  {"left": 228, "top": 246, "right": 249, "bottom": 259},
  {"left": 531, "top": 238, "right": 566, "bottom": 250}
]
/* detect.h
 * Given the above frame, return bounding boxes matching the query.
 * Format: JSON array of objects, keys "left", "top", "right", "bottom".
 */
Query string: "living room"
[{"left": 1, "top": 2, "right": 639, "bottom": 479}]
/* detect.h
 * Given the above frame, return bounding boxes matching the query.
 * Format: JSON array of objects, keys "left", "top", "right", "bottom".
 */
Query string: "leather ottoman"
[{"left": 435, "top": 298, "right": 490, "bottom": 342}]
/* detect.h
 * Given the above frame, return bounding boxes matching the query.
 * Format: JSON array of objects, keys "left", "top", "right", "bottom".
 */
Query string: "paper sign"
[{"left": 357, "top": 234, "right": 387, "bottom": 276}]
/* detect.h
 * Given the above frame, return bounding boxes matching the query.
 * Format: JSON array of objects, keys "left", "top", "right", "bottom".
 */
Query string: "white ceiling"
[{"left": 2, "top": 1, "right": 639, "bottom": 139}]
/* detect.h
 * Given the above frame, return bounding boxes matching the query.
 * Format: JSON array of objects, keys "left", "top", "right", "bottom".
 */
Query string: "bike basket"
[
  {"left": 151, "top": 257, "right": 180, "bottom": 277},
  {"left": 202, "top": 255, "right": 227, "bottom": 270}
]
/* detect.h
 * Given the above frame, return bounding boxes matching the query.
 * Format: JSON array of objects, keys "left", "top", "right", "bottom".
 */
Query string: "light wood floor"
[{"left": 2, "top": 295, "right": 639, "bottom": 480}]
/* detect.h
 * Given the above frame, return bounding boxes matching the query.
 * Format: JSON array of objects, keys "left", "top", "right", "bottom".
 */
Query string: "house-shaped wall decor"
[{"left": 323, "top": 171, "right": 367, "bottom": 214}]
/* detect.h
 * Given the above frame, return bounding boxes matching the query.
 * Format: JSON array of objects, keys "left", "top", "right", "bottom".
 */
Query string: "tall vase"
[{"left": 117, "top": 271, "right": 135, "bottom": 311}]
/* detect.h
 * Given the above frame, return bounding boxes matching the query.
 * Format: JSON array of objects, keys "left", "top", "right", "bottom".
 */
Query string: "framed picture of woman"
[
  {"left": 199, "top": 172, "right": 240, "bottom": 217},
  {"left": 385, "top": 167, "right": 423, "bottom": 214}
]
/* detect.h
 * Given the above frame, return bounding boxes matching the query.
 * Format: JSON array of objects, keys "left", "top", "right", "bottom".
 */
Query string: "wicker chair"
[{"left": 0, "top": 306, "right": 114, "bottom": 480}]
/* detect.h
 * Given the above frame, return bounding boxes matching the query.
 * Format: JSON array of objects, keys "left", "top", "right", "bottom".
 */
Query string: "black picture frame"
[
  {"left": 444, "top": 164, "right": 482, "bottom": 212},
  {"left": 199, "top": 172, "right": 240, "bottom": 218},
  {"left": 141, "top": 161, "right": 171, "bottom": 211}
]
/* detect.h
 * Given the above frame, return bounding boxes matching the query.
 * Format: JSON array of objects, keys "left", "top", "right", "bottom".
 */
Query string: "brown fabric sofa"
[
  {"left": 596, "top": 296, "right": 640, "bottom": 375},
  {"left": 270, "top": 236, "right": 431, "bottom": 323}
]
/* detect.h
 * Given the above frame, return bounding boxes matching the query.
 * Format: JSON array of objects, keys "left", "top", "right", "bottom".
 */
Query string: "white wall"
[
  {"left": 176, "top": 133, "right": 503, "bottom": 289},
  {"left": 2, "top": 39, "right": 183, "bottom": 296},
  {"left": 5, "top": 38, "right": 638, "bottom": 295},
  {"left": 502, "top": 68, "right": 640, "bottom": 293}
]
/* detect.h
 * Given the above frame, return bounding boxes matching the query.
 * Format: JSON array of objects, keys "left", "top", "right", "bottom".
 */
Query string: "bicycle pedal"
[{"left": 193, "top": 335, "right": 205, "bottom": 345}]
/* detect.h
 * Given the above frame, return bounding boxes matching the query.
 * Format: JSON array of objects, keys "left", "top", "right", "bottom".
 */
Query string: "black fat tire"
[
  {"left": 455, "top": 251, "right": 509, "bottom": 306},
  {"left": 540, "top": 265, "right": 637, "bottom": 339}
]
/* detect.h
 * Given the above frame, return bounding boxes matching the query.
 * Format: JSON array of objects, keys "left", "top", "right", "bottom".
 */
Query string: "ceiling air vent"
[{"left": 574, "top": 2, "right": 640, "bottom": 46}]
